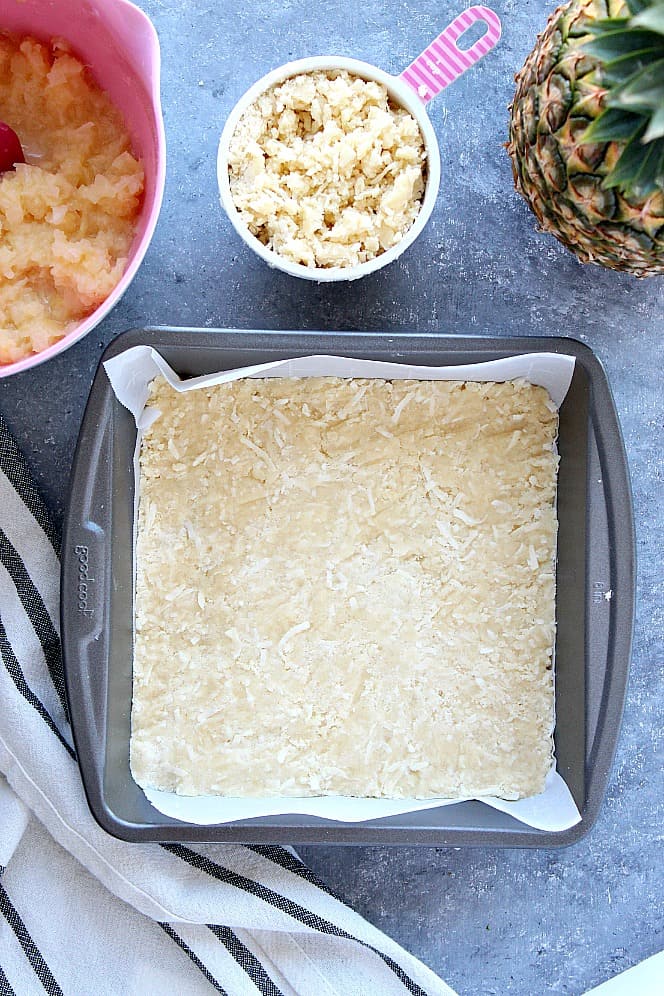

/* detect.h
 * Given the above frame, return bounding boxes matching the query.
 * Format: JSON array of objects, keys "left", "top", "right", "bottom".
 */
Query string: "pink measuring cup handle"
[{"left": 399, "top": 6, "right": 502, "bottom": 103}]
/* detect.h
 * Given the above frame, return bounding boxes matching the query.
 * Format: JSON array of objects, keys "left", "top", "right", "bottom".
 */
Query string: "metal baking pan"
[{"left": 61, "top": 329, "right": 635, "bottom": 845}]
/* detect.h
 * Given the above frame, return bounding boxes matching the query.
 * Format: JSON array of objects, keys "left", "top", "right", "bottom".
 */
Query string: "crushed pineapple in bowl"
[{"left": 0, "top": 0, "right": 165, "bottom": 377}]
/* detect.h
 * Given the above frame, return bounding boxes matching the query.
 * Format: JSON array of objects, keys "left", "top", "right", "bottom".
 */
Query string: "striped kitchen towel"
[{"left": 0, "top": 414, "right": 454, "bottom": 996}]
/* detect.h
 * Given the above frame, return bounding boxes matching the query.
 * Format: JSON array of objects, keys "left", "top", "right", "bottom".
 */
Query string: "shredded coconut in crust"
[
  {"left": 227, "top": 70, "right": 426, "bottom": 268},
  {"left": 131, "top": 377, "right": 558, "bottom": 801}
]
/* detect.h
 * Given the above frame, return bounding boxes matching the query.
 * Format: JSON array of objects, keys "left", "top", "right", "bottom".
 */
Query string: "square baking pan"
[{"left": 61, "top": 329, "right": 635, "bottom": 845}]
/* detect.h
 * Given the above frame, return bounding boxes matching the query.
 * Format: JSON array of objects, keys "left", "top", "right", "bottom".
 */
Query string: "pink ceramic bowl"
[{"left": 0, "top": 0, "right": 166, "bottom": 379}]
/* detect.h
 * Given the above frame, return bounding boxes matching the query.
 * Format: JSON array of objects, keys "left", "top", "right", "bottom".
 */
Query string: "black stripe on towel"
[
  {"left": 158, "top": 924, "right": 228, "bottom": 996},
  {"left": 0, "top": 961, "right": 16, "bottom": 996},
  {"left": 248, "top": 845, "right": 340, "bottom": 900},
  {"left": 0, "top": 618, "right": 75, "bottom": 760},
  {"left": 0, "top": 528, "right": 68, "bottom": 718},
  {"left": 0, "top": 419, "right": 59, "bottom": 555},
  {"left": 208, "top": 924, "right": 284, "bottom": 996},
  {"left": 163, "top": 844, "right": 429, "bottom": 996},
  {"left": 0, "top": 877, "right": 63, "bottom": 996}
]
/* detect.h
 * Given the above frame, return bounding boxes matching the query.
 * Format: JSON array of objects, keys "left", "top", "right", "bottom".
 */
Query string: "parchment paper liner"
[{"left": 104, "top": 346, "right": 580, "bottom": 830}]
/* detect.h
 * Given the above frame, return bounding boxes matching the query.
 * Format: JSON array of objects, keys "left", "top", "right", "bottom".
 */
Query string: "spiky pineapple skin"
[{"left": 508, "top": 0, "right": 664, "bottom": 277}]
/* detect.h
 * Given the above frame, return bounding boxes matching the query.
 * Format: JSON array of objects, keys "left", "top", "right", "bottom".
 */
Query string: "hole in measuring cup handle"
[{"left": 456, "top": 19, "right": 489, "bottom": 51}]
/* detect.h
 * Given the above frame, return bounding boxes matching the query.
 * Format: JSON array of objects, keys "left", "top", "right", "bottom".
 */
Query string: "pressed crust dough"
[{"left": 131, "top": 376, "right": 558, "bottom": 801}]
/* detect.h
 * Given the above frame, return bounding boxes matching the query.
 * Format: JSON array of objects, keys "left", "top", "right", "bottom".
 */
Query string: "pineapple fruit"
[{"left": 508, "top": 0, "right": 664, "bottom": 276}]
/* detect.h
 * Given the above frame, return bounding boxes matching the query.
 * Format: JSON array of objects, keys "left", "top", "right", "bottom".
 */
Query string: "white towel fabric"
[{"left": 0, "top": 416, "right": 454, "bottom": 996}]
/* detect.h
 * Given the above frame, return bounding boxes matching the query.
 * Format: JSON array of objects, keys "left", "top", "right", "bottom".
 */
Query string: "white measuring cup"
[{"left": 217, "top": 6, "right": 501, "bottom": 281}]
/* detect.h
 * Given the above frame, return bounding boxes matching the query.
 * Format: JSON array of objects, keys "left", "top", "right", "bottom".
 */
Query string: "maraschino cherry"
[{"left": 0, "top": 122, "right": 25, "bottom": 173}]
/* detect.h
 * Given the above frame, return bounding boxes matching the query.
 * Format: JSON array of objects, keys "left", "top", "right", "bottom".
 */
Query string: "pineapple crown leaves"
[{"left": 582, "top": 0, "right": 664, "bottom": 196}]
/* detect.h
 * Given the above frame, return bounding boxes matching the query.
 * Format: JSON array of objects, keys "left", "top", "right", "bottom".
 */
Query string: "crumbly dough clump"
[
  {"left": 227, "top": 70, "right": 426, "bottom": 268},
  {"left": 0, "top": 34, "right": 144, "bottom": 364},
  {"left": 132, "top": 376, "right": 558, "bottom": 802}
]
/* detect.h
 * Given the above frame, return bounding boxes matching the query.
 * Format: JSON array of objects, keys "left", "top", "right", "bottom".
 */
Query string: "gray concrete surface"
[{"left": 1, "top": 1, "right": 662, "bottom": 993}]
